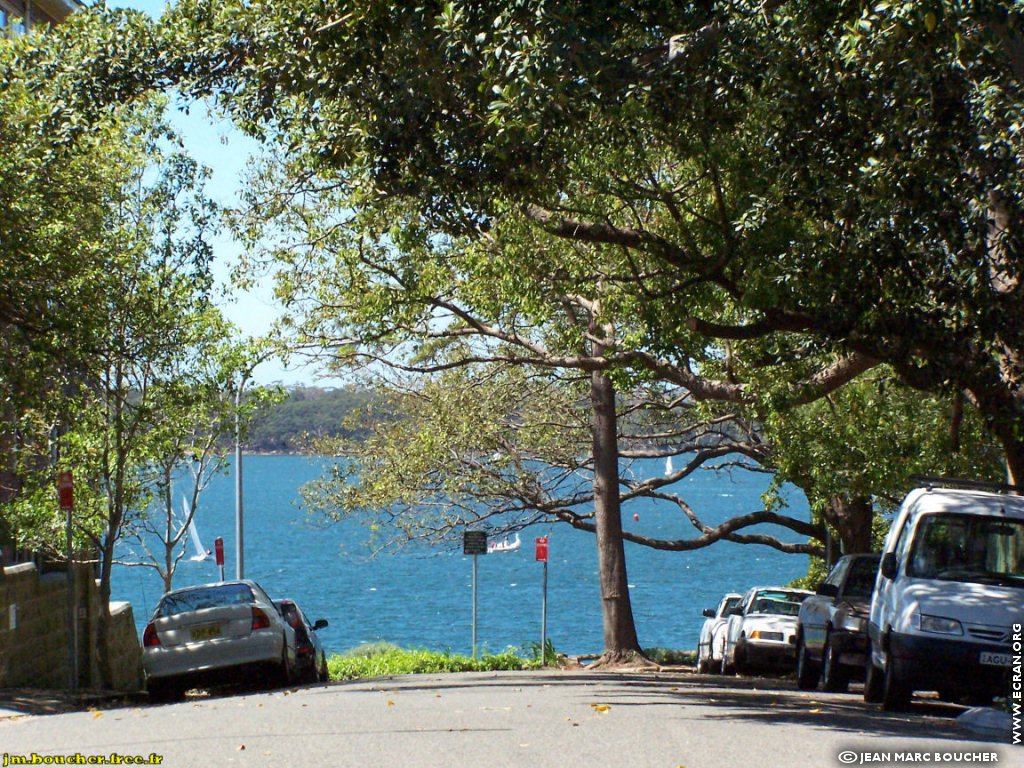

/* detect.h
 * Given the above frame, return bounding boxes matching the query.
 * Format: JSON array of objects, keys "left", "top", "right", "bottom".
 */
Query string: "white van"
[{"left": 866, "top": 485, "right": 1024, "bottom": 710}]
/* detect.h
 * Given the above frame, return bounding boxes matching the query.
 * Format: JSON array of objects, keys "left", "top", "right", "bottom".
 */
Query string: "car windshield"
[
  {"left": 156, "top": 584, "right": 255, "bottom": 617},
  {"left": 843, "top": 557, "right": 881, "bottom": 598},
  {"left": 749, "top": 593, "right": 805, "bottom": 616},
  {"left": 722, "top": 596, "right": 742, "bottom": 615},
  {"left": 908, "top": 513, "right": 1024, "bottom": 586}
]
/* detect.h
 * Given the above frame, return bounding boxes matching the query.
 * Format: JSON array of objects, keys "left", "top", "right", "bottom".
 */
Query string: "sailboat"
[
  {"left": 184, "top": 499, "right": 213, "bottom": 562},
  {"left": 665, "top": 455, "right": 674, "bottom": 477},
  {"left": 487, "top": 532, "right": 521, "bottom": 553}
]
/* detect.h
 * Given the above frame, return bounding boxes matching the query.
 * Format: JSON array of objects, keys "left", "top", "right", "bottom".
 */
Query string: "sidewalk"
[{"left": 0, "top": 688, "right": 146, "bottom": 719}]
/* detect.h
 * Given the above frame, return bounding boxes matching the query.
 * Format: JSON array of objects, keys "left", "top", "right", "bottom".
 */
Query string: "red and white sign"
[
  {"left": 535, "top": 536, "right": 549, "bottom": 563},
  {"left": 57, "top": 471, "right": 73, "bottom": 510},
  {"left": 214, "top": 537, "right": 225, "bottom": 567}
]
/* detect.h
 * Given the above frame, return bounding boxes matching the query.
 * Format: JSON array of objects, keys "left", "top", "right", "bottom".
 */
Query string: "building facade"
[{"left": 1, "top": 0, "right": 84, "bottom": 34}]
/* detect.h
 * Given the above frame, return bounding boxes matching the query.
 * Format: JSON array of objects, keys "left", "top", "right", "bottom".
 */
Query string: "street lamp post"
[{"left": 235, "top": 376, "right": 247, "bottom": 580}]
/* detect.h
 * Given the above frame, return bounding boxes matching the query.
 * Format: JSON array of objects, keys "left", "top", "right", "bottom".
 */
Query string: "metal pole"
[
  {"left": 472, "top": 554, "right": 478, "bottom": 658},
  {"left": 65, "top": 498, "right": 76, "bottom": 690},
  {"left": 541, "top": 560, "right": 547, "bottom": 664},
  {"left": 235, "top": 377, "right": 245, "bottom": 580}
]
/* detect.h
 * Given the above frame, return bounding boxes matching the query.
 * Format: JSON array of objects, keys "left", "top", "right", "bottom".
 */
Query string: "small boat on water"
[
  {"left": 487, "top": 533, "right": 521, "bottom": 553},
  {"left": 665, "top": 455, "right": 674, "bottom": 476},
  {"left": 184, "top": 499, "right": 213, "bottom": 562}
]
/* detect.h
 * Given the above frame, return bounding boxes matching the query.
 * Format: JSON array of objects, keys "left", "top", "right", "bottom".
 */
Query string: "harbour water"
[{"left": 112, "top": 455, "right": 811, "bottom": 657}]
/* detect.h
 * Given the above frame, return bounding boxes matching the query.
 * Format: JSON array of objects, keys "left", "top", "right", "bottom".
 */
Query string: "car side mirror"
[
  {"left": 702, "top": 608, "right": 715, "bottom": 618},
  {"left": 880, "top": 553, "right": 898, "bottom": 580},
  {"left": 815, "top": 582, "right": 840, "bottom": 598},
  {"left": 313, "top": 619, "right": 329, "bottom": 630}
]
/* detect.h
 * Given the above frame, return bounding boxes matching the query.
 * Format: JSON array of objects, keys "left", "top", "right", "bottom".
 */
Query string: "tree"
[{"left": 162, "top": 0, "right": 1024, "bottom": 482}]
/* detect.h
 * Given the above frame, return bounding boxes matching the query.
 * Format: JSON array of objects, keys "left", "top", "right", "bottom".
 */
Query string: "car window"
[
  {"left": 722, "top": 596, "right": 742, "bottom": 616},
  {"left": 841, "top": 557, "right": 880, "bottom": 597},
  {"left": 156, "top": 584, "right": 255, "bottom": 617},
  {"left": 908, "top": 513, "right": 1024, "bottom": 585},
  {"left": 825, "top": 558, "right": 849, "bottom": 588}
]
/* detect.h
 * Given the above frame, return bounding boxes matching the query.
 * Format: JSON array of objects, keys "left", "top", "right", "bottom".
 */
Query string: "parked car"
[
  {"left": 722, "top": 587, "right": 812, "bottom": 675},
  {"left": 142, "top": 580, "right": 298, "bottom": 701},
  {"left": 865, "top": 485, "right": 1024, "bottom": 710},
  {"left": 795, "top": 553, "right": 880, "bottom": 691},
  {"left": 697, "top": 593, "right": 742, "bottom": 673},
  {"left": 274, "top": 599, "right": 329, "bottom": 684}
]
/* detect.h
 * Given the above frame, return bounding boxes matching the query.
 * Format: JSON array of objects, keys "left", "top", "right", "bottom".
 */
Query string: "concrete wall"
[{"left": 0, "top": 562, "right": 142, "bottom": 691}]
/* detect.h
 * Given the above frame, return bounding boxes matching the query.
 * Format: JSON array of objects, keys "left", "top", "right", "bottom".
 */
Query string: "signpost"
[
  {"left": 536, "top": 536, "right": 549, "bottom": 662},
  {"left": 57, "top": 471, "right": 77, "bottom": 691},
  {"left": 463, "top": 531, "right": 487, "bottom": 658},
  {"left": 214, "top": 537, "right": 225, "bottom": 581}
]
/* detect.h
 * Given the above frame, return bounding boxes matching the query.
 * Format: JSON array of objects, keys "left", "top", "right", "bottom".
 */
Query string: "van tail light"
[
  {"left": 142, "top": 623, "right": 161, "bottom": 647},
  {"left": 251, "top": 607, "right": 272, "bottom": 630}
]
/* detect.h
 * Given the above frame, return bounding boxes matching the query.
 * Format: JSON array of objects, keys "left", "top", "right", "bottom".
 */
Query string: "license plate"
[
  {"left": 191, "top": 624, "right": 222, "bottom": 641},
  {"left": 979, "top": 651, "right": 1010, "bottom": 666}
]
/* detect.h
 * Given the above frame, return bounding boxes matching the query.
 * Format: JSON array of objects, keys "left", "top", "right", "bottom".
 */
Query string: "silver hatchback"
[{"left": 142, "top": 580, "right": 298, "bottom": 701}]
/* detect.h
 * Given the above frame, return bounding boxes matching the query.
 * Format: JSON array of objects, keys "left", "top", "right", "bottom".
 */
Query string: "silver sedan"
[{"left": 142, "top": 580, "right": 297, "bottom": 701}]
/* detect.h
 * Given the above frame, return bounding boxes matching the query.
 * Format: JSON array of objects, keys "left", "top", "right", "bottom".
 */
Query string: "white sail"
[
  {"left": 184, "top": 499, "right": 212, "bottom": 562},
  {"left": 665, "top": 455, "right": 674, "bottom": 476}
]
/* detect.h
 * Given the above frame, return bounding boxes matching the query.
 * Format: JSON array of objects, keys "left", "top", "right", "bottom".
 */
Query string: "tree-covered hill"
[{"left": 245, "top": 385, "right": 377, "bottom": 453}]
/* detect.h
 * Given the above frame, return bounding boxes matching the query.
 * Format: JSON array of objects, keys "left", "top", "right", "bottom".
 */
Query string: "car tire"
[
  {"left": 821, "top": 634, "right": 850, "bottom": 693},
  {"left": 318, "top": 653, "right": 329, "bottom": 683},
  {"left": 734, "top": 639, "right": 750, "bottom": 676},
  {"left": 720, "top": 650, "right": 734, "bottom": 676},
  {"left": 147, "top": 678, "right": 183, "bottom": 703},
  {"left": 276, "top": 644, "right": 293, "bottom": 688},
  {"left": 795, "top": 634, "right": 818, "bottom": 691},
  {"left": 863, "top": 657, "right": 884, "bottom": 703},
  {"left": 881, "top": 651, "right": 911, "bottom": 711}
]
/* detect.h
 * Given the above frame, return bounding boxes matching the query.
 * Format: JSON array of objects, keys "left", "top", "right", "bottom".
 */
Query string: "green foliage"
[
  {"left": 326, "top": 643, "right": 542, "bottom": 681},
  {"left": 245, "top": 385, "right": 378, "bottom": 453}
]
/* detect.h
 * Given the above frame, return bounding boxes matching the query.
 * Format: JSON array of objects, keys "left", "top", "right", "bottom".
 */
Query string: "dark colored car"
[
  {"left": 274, "top": 599, "right": 329, "bottom": 684},
  {"left": 796, "top": 553, "right": 881, "bottom": 692}
]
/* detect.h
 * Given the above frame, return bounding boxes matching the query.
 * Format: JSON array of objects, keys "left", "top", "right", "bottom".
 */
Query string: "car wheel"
[
  {"left": 318, "top": 653, "right": 329, "bottom": 683},
  {"left": 821, "top": 634, "right": 850, "bottom": 693},
  {"left": 881, "top": 651, "right": 911, "bottom": 711},
  {"left": 734, "top": 638, "right": 750, "bottom": 676},
  {"left": 863, "top": 657, "right": 884, "bottom": 703},
  {"left": 697, "top": 645, "right": 709, "bottom": 674},
  {"left": 147, "top": 678, "right": 184, "bottom": 703},
  {"left": 795, "top": 634, "right": 818, "bottom": 691},
  {"left": 276, "top": 644, "right": 293, "bottom": 688},
  {"left": 720, "top": 649, "right": 734, "bottom": 676}
]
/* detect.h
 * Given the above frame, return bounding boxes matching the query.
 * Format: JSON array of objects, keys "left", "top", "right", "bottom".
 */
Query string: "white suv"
[{"left": 865, "top": 485, "right": 1024, "bottom": 710}]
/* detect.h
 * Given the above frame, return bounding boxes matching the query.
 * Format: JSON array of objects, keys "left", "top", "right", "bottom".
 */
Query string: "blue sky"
[{"left": 110, "top": 0, "right": 321, "bottom": 387}]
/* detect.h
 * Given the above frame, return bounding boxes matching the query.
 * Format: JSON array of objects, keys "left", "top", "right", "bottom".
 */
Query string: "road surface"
[{"left": 0, "top": 671, "right": 1012, "bottom": 768}]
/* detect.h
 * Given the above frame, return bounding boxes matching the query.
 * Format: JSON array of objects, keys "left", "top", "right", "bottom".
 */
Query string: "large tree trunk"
[
  {"left": 821, "top": 495, "right": 874, "bottom": 557},
  {"left": 587, "top": 366, "right": 652, "bottom": 669}
]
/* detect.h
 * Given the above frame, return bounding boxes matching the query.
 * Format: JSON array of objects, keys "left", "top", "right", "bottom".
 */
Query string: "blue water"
[{"left": 112, "top": 455, "right": 810, "bottom": 657}]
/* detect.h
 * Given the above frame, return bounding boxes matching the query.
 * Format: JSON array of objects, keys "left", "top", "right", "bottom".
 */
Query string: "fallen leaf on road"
[
  {"left": 591, "top": 704, "right": 611, "bottom": 714},
  {"left": 237, "top": 745, "right": 246, "bottom": 751},
  {"left": 90, "top": 711, "right": 102, "bottom": 720},
  {"left": 387, "top": 700, "right": 395, "bottom": 706},
  {"left": 809, "top": 708, "right": 822, "bottom": 714}
]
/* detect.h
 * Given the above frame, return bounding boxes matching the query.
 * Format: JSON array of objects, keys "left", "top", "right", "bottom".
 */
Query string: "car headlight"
[
  {"left": 917, "top": 613, "right": 963, "bottom": 636},
  {"left": 749, "top": 630, "right": 784, "bottom": 641}
]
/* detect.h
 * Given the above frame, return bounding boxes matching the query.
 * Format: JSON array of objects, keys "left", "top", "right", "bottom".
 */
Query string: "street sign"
[
  {"left": 535, "top": 536, "right": 549, "bottom": 562},
  {"left": 57, "top": 471, "right": 73, "bottom": 510},
  {"left": 463, "top": 530, "right": 487, "bottom": 555},
  {"left": 214, "top": 537, "right": 225, "bottom": 566}
]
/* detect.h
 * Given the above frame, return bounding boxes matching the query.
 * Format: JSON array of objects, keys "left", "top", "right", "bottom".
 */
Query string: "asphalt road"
[{"left": 0, "top": 671, "right": 1013, "bottom": 768}]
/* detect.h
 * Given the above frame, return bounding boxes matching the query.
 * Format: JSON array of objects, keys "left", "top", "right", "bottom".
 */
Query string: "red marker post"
[
  {"left": 214, "top": 537, "right": 225, "bottom": 581},
  {"left": 536, "top": 536, "right": 549, "bottom": 662}
]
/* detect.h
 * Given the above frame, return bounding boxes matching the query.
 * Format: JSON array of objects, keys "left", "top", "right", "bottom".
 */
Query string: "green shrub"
[
  {"left": 643, "top": 647, "right": 697, "bottom": 666},
  {"left": 326, "top": 643, "right": 547, "bottom": 681}
]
